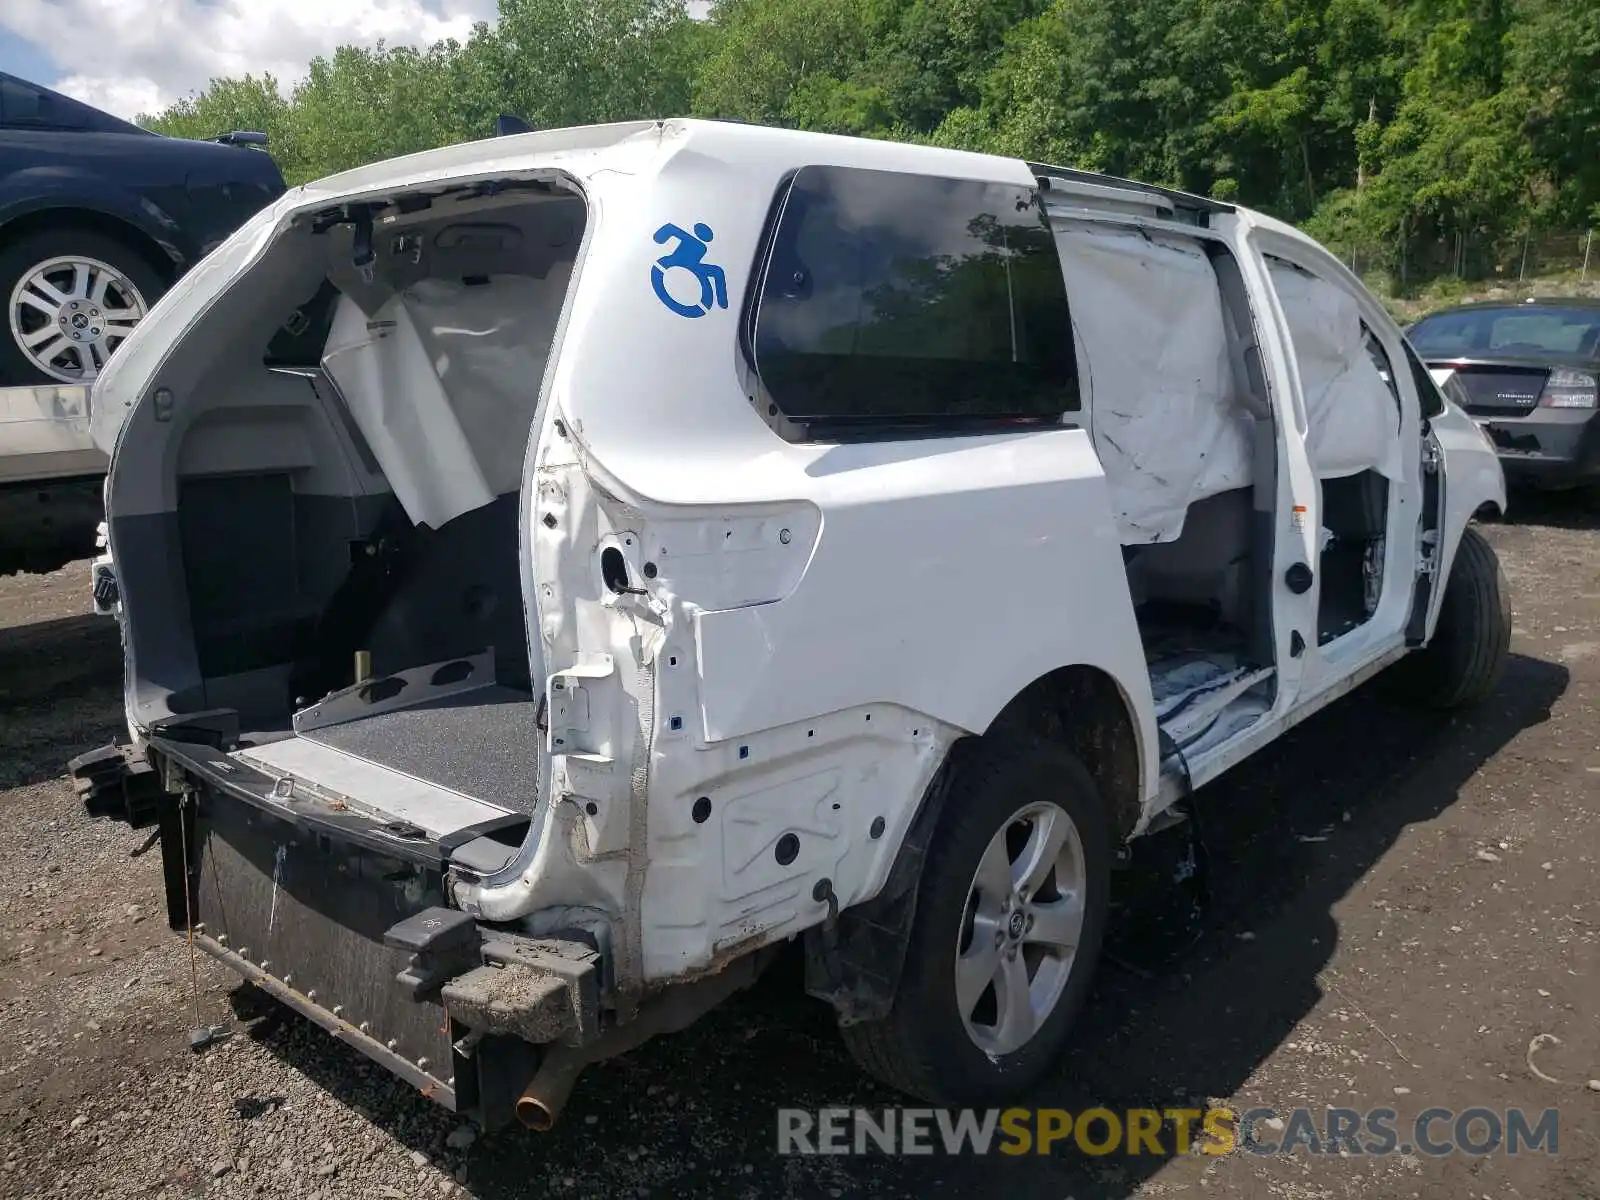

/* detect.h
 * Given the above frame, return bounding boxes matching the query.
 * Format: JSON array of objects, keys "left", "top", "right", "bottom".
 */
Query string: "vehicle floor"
[
  {"left": 298, "top": 686, "right": 541, "bottom": 812},
  {"left": 1136, "top": 600, "right": 1252, "bottom": 666}
]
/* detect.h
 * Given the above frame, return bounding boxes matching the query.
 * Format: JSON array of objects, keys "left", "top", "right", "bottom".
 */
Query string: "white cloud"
[
  {"left": 3, "top": 0, "right": 498, "bottom": 118},
  {"left": 49, "top": 75, "right": 167, "bottom": 121}
]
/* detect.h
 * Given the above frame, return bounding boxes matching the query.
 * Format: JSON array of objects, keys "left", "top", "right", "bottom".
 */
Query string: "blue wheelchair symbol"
[{"left": 651, "top": 222, "right": 728, "bottom": 319}]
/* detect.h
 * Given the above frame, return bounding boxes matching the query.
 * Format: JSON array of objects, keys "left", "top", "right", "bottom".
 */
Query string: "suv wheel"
[
  {"left": 1, "top": 228, "right": 166, "bottom": 385},
  {"left": 839, "top": 735, "right": 1111, "bottom": 1104}
]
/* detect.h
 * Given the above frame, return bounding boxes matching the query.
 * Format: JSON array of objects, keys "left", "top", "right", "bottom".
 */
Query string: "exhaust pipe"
[
  {"left": 514, "top": 1046, "right": 586, "bottom": 1131},
  {"left": 512, "top": 947, "right": 774, "bottom": 1131}
]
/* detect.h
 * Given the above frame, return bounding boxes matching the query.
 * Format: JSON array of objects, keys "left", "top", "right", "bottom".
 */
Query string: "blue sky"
[
  {"left": 0, "top": 27, "right": 57, "bottom": 85},
  {"left": 0, "top": 1, "right": 502, "bottom": 119}
]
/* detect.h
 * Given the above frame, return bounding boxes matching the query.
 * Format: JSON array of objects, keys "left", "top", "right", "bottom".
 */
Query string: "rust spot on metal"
[{"left": 644, "top": 925, "right": 771, "bottom": 992}]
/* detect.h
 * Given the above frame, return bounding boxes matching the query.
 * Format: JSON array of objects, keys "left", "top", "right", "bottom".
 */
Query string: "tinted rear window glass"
[
  {"left": 1408, "top": 306, "right": 1600, "bottom": 358},
  {"left": 1401, "top": 341, "right": 1448, "bottom": 420},
  {"left": 0, "top": 78, "right": 89, "bottom": 129},
  {"left": 749, "top": 165, "right": 1078, "bottom": 437}
]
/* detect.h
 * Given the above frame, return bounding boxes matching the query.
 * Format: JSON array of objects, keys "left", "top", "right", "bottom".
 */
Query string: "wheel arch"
[
  {"left": 804, "top": 661, "right": 1150, "bottom": 1024},
  {"left": 1427, "top": 402, "right": 1508, "bottom": 640},
  {"left": 0, "top": 204, "right": 185, "bottom": 283},
  {"left": 984, "top": 663, "right": 1148, "bottom": 840}
]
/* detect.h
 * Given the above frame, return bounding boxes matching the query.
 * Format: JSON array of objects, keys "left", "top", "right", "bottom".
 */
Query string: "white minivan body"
[{"left": 75, "top": 119, "right": 1508, "bottom": 1130}]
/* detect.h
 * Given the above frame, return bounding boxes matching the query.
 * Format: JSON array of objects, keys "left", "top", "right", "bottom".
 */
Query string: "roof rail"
[{"left": 1028, "top": 162, "right": 1234, "bottom": 218}]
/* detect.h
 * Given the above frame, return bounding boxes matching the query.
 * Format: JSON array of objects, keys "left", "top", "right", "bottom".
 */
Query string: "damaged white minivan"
[{"left": 73, "top": 119, "right": 1510, "bottom": 1131}]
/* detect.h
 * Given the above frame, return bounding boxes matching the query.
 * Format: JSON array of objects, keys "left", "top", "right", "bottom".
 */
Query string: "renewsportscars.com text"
[{"left": 776, "top": 1106, "right": 1561, "bottom": 1158}]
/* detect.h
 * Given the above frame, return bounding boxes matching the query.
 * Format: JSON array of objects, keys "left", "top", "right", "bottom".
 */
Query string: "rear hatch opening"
[{"left": 103, "top": 176, "right": 589, "bottom": 851}]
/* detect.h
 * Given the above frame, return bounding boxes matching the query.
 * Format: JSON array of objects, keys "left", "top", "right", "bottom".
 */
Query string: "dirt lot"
[{"left": 0, "top": 498, "right": 1596, "bottom": 1200}]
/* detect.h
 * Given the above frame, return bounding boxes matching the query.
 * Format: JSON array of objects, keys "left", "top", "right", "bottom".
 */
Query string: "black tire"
[
  {"left": 1389, "top": 526, "right": 1511, "bottom": 708},
  {"left": 0, "top": 226, "right": 168, "bottom": 386},
  {"left": 839, "top": 734, "right": 1112, "bottom": 1105}
]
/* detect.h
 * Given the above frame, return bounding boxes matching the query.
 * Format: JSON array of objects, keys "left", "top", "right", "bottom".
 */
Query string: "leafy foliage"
[{"left": 140, "top": 0, "right": 1600, "bottom": 288}]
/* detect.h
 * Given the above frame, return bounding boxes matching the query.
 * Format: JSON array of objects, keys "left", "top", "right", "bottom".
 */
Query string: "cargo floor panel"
[
  {"left": 295, "top": 687, "right": 542, "bottom": 813},
  {"left": 233, "top": 736, "right": 515, "bottom": 840}
]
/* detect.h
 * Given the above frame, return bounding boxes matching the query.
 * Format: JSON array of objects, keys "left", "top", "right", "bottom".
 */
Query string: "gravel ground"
[{"left": 0, "top": 496, "right": 1596, "bottom": 1199}]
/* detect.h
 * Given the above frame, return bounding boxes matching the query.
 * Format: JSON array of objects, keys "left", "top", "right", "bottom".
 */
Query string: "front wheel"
[
  {"left": 839, "top": 735, "right": 1111, "bottom": 1105},
  {"left": 1389, "top": 526, "right": 1511, "bottom": 708}
]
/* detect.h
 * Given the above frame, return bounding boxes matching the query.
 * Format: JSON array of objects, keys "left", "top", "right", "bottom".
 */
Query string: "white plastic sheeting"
[
  {"left": 1267, "top": 258, "right": 1405, "bottom": 485},
  {"left": 1055, "top": 225, "right": 1253, "bottom": 544},
  {"left": 1149, "top": 653, "right": 1274, "bottom": 751},
  {"left": 322, "top": 268, "right": 570, "bottom": 529},
  {"left": 1057, "top": 224, "right": 1407, "bottom": 545}
]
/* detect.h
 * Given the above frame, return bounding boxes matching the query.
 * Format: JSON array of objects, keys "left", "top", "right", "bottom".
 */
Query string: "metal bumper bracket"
[
  {"left": 69, "top": 743, "right": 162, "bottom": 828},
  {"left": 384, "top": 906, "right": 482, "bottom": 1001}
]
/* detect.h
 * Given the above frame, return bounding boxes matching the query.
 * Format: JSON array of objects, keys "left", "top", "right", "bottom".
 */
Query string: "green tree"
[
  {"left": 1511, "top": 0, "right": 1600, "bottom": 226},
  {"left": 133, "top": 0, "right": 1600, "bottom": 290},
  {"left": 142, "top": 75, "right": 300, "bottom": 176},
  {"left": 692, "top": 0, "right": 891, "bottom": 130},
  {"left": 284, "top": 39, "right": 494, "bottom": 182},
  {"left": 493, "top": 0, "right": 700, "bottom": 129},
  {"left": 1305, "top": 0, "right": 1534, "bottom": 284},
  {"left": 1204, "top": 0, "right": 1401, "bottom": 218}
]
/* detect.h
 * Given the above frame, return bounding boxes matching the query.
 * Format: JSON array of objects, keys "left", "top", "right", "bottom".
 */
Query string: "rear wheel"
[
  {"left": 839, "top": 735, "right": 1111, "bottom": 1104},
  {"left": 1390, "top": 526, "right": 1511, "bottom": 708},
  {"left": 0, "top": 227, "right": 166, "bottom": 386}
]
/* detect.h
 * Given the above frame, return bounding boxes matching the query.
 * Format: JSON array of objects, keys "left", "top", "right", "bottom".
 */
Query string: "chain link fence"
[{"left": 1347, "top": 228, "right": 1599, "bottom": 292}]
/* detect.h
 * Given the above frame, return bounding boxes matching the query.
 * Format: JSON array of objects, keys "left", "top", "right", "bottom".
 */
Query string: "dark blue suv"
[{"left": 0, "top": 72, "right": 287, "bottom": 385}]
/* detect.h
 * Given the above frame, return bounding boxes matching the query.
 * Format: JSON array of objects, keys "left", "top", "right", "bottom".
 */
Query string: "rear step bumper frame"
[
  {"left": 198, "top": 931, "right": 464, "bottom": 1108},
  {"left": 87, "top": 734, "right": 602, "bottom": 1130}
]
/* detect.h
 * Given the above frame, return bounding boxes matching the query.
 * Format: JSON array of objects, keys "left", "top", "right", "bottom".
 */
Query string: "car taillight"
[{"left": 1538, "top": 368, "right": 1598, "bottom": 408}]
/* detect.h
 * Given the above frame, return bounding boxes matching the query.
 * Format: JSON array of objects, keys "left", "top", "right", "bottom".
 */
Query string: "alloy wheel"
[
  {"left": 8, "top": 255, "right": 148, "bottom": 383},
  {"left": 954, "top": 800, "right": 1087, "bottom": 1056}
]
